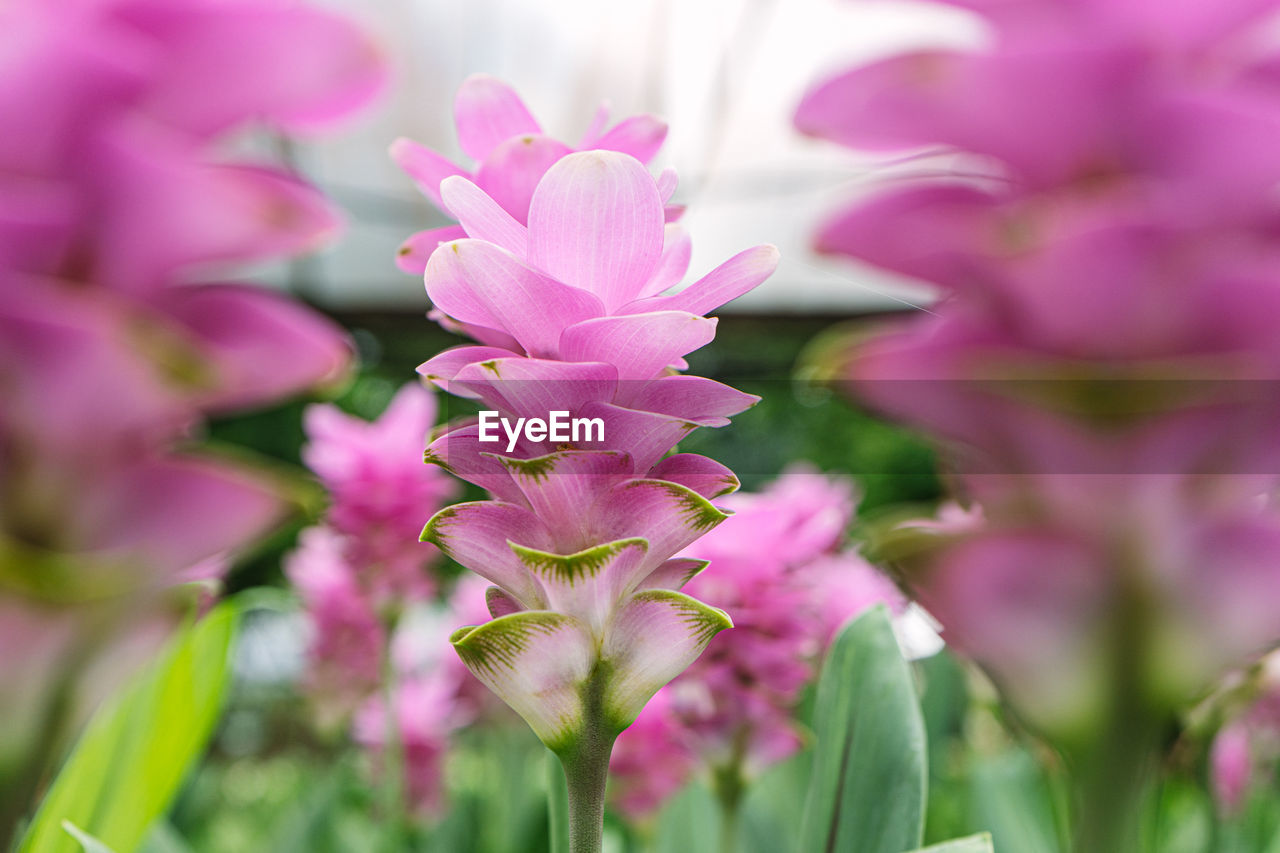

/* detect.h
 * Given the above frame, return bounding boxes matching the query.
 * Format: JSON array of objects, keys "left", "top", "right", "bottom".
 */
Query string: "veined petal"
[
  {"left": 390, "top": 138, "right": 466, "bottom": 208},
  {"left": 656, "top": 168, "right": 679, "bottom": 205},
  {"left": 421, "top": 501, "right": 551, "bottom": 607},
  {"left": 577, "top": 401, "right": 697, "bottom": 471},
  {"left": 621, "top": 375, "right": 760, "bottom": 426},
  {"left": 417, "top": 345, "right": 518, "bottom": 395},
  {"left": 451, "top": 611, "right": 592, "bottom": 750},
  {"left": 440, "top": 175, "right": 528, "bottom": 256},
  {"left": 509, "top": 538, "right": 650, "bottom": 634},
  {"left": 423, "top": 423, "right": 526, "bottom": 504},
  {"left": 424, "top": 239, "right": 603, "bottom": 358},
  {"left": 636, "top": 224, "right": 692, "bottom": 299},
  {"left": 559, "top": 312, "right": 717, "bottom": 380},
  {"left": 476, "top": 135, "right": 573, "bottom": 224},
  {"left": 624, "top": 245, "right": 779, "bottom": 315},
  {"left": 427, "top": 307, "right": 522, "bottom": 352},
  {"left": 397, "top": 225, "right": 467, "bottom": 275},
  {"left": 494, "top": 451, "right": 634, "bottom": 548},
  {"left": 594, "top": 115, "right": 669, "bottom": 164},
  {"left": 637, "top": 558, "right": 709, "bottom": 592},
  {"left": 486, "top": 586, "right": 525, "bottom": 618},
  {"left": 454, "top": 358, "right": 618, "bottom": 431},
  {"left": 602, "top": 589, "right": 732, "bottom": 728},
  {"left": 650, "top": 453, "right": 741, "bottom": 499},
  {"left": 454, "top": 74, "right": 542, "bottom": 161},
  {"left": 600, "top": 479, "right": 730, "bottom": 568},
  {"left": 527, "top": 151, "right": 665, "bottom": 311}
]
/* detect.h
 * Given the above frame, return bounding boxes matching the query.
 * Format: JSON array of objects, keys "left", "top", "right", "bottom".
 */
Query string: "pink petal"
[
  {"left": 424, "top": 239, "right": 604, "bottom": 358},
  {"left": 451, "top": 611, "right": 593, "bottom": 748},
  {"left": 427, "top": 308, "right": 522, "bottom": 352},
  {"left": 390, "top": 138, "right": 467, "bottom": 209},
  {"left": 636, "top": 558, "right": 709, "bottom": 591},
  {"left": 579, "top": 101, "right": 612, "bottom": 148},
  {"left": 636, "top": 224, "right": 693, "bottom": 299},
  {"left": 475, "top": 135, "right": 574, "bottom": 224},
  {"left": 594, "top": 115, "right": 669, "bottom": 164},
  {"left": 454, "top": 74, "right": 543, "bottom": 162},
  {"left": 486, "top": 586, "right": 525, "bottom": 618},
  {"left": 602, "top": 589, "right": 732, "bottom": 727},
  {"left": 527, "top": 151, "right": 665, "bottom": 310},
  {"left": 78, "top": 456, "right": 283, "bottom": 579},
  {"left": 417, "top": 345, "right": 519, "bottom": 395},
  {"left": 156, "top": 283, "right": 352, "bottom": 411},
  {"left": 622, "top": 375, "right": 760, "bottom": 426},
  {"left": 656, "top": 168, "right": 679, "bottom": 204},
  {"left": 397, "top": 225, "right": 467, "bottom": 275},
  {"left": 439, "top": 176, "right": 529, "bottom": 256},
  {"left": 423, "top": 423, "right": 526, "bottom": 504},
  {"left": 577, "top": 402, "right": 697, "bottom": 471},
  {"left": 559, "top": 312, "right": 718, "bottom": 380},
  {"left": 422, "top": 501, "right": 552, "bottom": 608},
  {"left": 600, "top": 479, "right": 731, "bottom": 568},
  {"left": 624, "top": 245, "right": 779, "bottom": 315},
  {"left": 650, "top": 454, "right": 741, "bottom": 499},
  {"left": 496, "top": 451, "right": 635, "bottom": 548},
  {"left": 453, "top": 358, "right": 619, "bottom": 431}
]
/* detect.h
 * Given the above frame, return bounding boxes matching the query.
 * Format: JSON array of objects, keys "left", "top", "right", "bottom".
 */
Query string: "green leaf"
[
  {"left": 60, "top": 823, "right": 116, "bottom": 853},
  {"left": 799, "top": 605, "right": 927, "bottom": 853},
  {"left": 968, "top": 750, "right": 1061, "bottom": 853},
  {"left": 908, "top": 832, "right": 994, "bottom": 853},
  {"left": 19, "top": 604, "right": 239, "bottom": 853}
]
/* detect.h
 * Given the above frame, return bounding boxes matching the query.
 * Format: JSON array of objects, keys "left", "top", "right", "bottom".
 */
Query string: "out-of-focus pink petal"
[
  {"left": 593, "top": 115, "right": 669, "bottom": 164},
  {"left": 656, "top": 168, "right": 679, "bottom": 204},
  {"left": 424, "top": 239, "right": 604, "bottom": 358},
  {"left": 390, "top": 138, "right": 466, "bottom": 209},
  {"left": 157, "top": 283, "right": 352, "bottom": 411},
  {"left": 624, "top": 245, "right": 779, "bottom": 315},
  {"left": 475, "top": 135, "right": 573, "bottom": 225},
  {"left": 527, "top": 151, "right": 665, "bottom": 310},
  {"left": 396, "top": 225, "right": 467, "bottom": 275},
  {"left": 451, "top": 611, "right": 593, "bottom": 747},
  {"left": 578, "top": 101, "right": 612, "bottom": 148},
  {"left": 454, "top": 74, "right": 543, "bottom": 162},
  {"left": 602, "top": 589, "right": 732, "bottom": 727},
  {"left": 127, "top": 0, "right": 386, "bottom": 137},
  {"left": 77, "top": 456, "right": 284, "bottom": 580},
  {"left": 559, "top": 312, "right": 717, "bottom": 380},
  {"left": 440, "top": 175, "right": 529, "bottom": 256},
  {"left": 422, "top": 501, "right": 553, "bottom": 608}
]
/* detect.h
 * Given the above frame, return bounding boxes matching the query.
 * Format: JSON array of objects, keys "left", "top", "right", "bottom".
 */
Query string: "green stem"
[
  {"left": 1070, "top": 557, "right": 1165, "bottom": 853},
  {"left": 557, "top": 667, "right": 618, "bottom": 853},
  {"left": 379, "top": 611, "right": 406, "bottom": 852},
  {"left": 711, "top": 731, "right": 748, "bottom": 853}
]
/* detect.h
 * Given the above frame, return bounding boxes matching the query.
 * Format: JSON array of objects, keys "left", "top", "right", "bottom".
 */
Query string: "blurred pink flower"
[
  {"left": 392, "top": 75, "right": 675, "bottom": 274},
  {"left": 302, "top": 383, "right": 459, "bottom": 604},
  {"left": 610, "top": 468, "right": 904, "bottom": 818},
  {"left": 798, "top": 0, "right": 1280, "bottom": 741}
]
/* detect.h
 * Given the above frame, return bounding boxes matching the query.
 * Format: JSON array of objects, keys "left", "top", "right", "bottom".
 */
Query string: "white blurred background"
[{"left": 287, "top": 0, "right": 985, "bottom": 313}]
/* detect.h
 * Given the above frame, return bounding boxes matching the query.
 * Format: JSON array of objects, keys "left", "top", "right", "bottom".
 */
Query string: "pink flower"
[
  {"left": 392, "top": 75, "right": 675, "bottom": 274},
  {"left": 302, "top": 383, "right": 459, "bottom": 604},
  {"left": 609, "top": 469, "right": 904, "bottom": 817}
]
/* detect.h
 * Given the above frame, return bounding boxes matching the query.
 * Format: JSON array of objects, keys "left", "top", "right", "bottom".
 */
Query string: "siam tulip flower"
[
  {"left": 797, "top": 0, "right": 1280, "bottom": 847},
  {"left": 0, "top": 0, "right": 384, "bottom": 839},
  {"left": 302, "top": 383, "right": 459, "bottom": 606},
  {"left": 608, "top": 468, "right": 905, "bottom": 828},
  {"left": 392, "top": 75, "right": 678, "bottom": 274},
  {"left": 403, "top": 102, "right": 778, "bottom": 851}
]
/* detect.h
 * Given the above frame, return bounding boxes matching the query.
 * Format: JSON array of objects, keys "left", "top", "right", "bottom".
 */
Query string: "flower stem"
[{"left": 557, "top": 667, "right": 618, "bottom": 853}]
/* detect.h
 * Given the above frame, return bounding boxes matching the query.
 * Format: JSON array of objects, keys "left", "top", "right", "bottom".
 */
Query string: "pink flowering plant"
[
  {"left": 396, "top": 76, "right": 779, "bottom": 852},
  {"left": 798, "top": 0, "right": 1280, "bottom": 848}
]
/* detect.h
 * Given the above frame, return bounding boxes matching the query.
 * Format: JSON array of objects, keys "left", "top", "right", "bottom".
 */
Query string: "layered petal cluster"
[
  {"left": 405, "top": 106, "right": 778, "bottom": 753},
  {"left": 392, "top": 74, "right": 677, "bottom": 274},
  {"left": 798, "top": 0, "right": 1280, "bottom": 735},
  {"left": 608, "top": 469, "right": 905, "bottom": 818},
  {"left": 0, "top": 0, "right": 384, "bottom": 811},
  {"left": 288, "top": 384, "right": 458, "bottom": 721}
]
